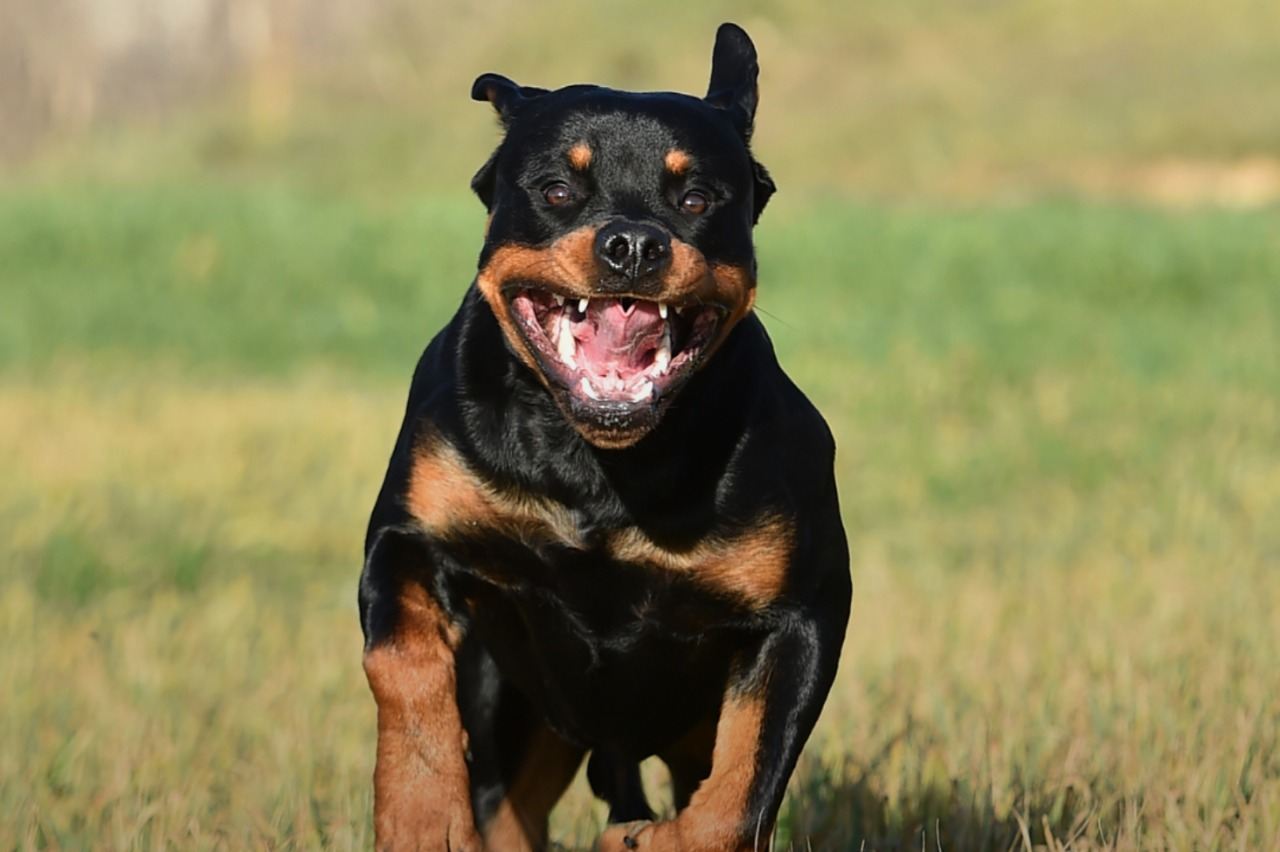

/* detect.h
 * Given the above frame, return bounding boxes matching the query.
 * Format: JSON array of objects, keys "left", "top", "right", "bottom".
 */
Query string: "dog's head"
[{"left": 469, "top": 23, "right": 776, "bottom": 450}]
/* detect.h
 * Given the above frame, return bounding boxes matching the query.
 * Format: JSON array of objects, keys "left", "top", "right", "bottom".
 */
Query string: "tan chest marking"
[
  {"left": 407, "top": 437, "right": 581, "bottom": 547},
  {"left": 607, "top": 515, "right": 793, "bottom": 608},
  {"left": 408, "top": 437, "right": 793, "bottom": 606}
]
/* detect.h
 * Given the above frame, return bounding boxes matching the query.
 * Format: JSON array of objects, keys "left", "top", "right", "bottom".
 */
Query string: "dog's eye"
[
  {"left": 680, "top": 191, "right": 710, "bottom": 215},
  {"left": 543, "top": 182, "right": 574, "bottom": 206}
]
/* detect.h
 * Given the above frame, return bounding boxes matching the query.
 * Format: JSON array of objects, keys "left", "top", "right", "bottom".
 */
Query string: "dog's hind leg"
[
  {"left": 587, "top": 750, "right": 654, "bottom": 824},
  {"left": 456, "top": 638, "right": 584, "bottom": 852}
]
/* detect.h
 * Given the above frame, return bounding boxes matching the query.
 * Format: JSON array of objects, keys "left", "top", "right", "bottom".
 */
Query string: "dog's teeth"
[
  {"left": 654, "top": 326, "right": 671, "bottom": 374},
  {"left": 658, "top": 302, "right": 668, "bottom": 319},
  {"left": 578, "top": 298, "right": 590, "bottom": 314},
  {"left": 579, "top": 377, "right": 601, "bottom": 401},
  {"left": 629, "top": 379, "right": 654, "bottom": 403},
  {"left": 553, "top": 293, "right": 565, "bottom": 307},
  {"left": 557, "top": 313, "right": 576, "bottom": 368}
]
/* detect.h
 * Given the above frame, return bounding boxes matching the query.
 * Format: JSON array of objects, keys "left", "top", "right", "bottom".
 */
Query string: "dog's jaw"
[{"left": 476, "top": 229, "right": 756, "bottom": 449}]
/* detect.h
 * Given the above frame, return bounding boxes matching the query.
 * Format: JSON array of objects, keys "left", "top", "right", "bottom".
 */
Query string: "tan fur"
[
  {"left": 475, "top": 227, "right": 598, "bottom": 382},
  {"left": 608, "top": 516, "right": 793, "bottom": 608},
  {"left": 664, "top": 148, "right": 693, "bottom": 175},
  {"left": 679, "top": 695, "right": 767, "bottom": 848},
  {"left": 363, "top": 583, "right": 480, "bottom": 852},
  {"left": 568, "top": 143, "right": 593, "bottom": 170},
  {"left": 475, "top": 227, "right": 758, "bottom": 449},
  {"left": 658, "top": 716, "right": 717, "bottom": 809},
  {"left": 476, "top": 230, "right": 756, "bottom": 379},
  {"left": 407, "top": 436, "right": 582, "bottom": 549},
  {"left": 405, "top": 440, "right": 497, "bottom": 535},
  {"left": 661, "top": 245, "right": 757, "bottom": 361},
  {"left": 409, "top": 437, "right": 792, "bottom": 604},
  {"left": 482, "top": 724, "right": 584, "bottom": 851},
  {"left": 597, "top": 695, "right": 768, "bottom": 852}
]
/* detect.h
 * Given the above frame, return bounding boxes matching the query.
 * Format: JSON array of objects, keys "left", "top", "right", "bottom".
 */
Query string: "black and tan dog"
[{"left": 359, "top": 23, "right": 851, "bottom": 852}]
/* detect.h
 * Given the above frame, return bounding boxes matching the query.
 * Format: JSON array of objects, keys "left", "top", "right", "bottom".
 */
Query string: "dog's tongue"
[{"left": 573, "top": 299, "right": 665, "bottom": 379}]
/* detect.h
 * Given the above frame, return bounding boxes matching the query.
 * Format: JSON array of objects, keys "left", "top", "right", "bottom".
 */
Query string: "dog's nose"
[{"left": 594, "top": 221, "right": 672, "bottom": 288}]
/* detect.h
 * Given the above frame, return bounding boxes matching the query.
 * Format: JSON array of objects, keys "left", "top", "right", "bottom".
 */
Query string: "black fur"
[{"left": 360, "top": 22, "right": 849, "bottom": 850}]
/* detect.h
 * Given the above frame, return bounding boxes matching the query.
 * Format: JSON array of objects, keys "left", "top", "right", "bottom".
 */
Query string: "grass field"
[
  {"left": 3, "top": 0, "right": 1280, "bottom": 848},
  {"left": 2, "top": 182, "right": 1278, "bottom": 849}
]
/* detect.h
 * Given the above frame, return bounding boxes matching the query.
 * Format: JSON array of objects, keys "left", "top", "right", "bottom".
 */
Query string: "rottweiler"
[{"left": 359, "top": 22, "right": 851, "bottom": 852}]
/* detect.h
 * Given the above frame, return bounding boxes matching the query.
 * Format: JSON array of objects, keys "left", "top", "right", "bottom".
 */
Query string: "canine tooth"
[
  {"left": 579, "top": 377, "right": 601, "bottom": 401},
  {"left": 654, "top": 326, "right": 671, "bottom": 373},
  {"left": 578, "top": 298, "right": 590, "bottom": 314},
  {"left": 659, "top": 302, "right": 668, "bottom": 319},
  {"left": 557, "top": 313, "right": 576, "bottom": 367},
  {"left": 553, "top": 293, "right": 565, "bottom": 306}
]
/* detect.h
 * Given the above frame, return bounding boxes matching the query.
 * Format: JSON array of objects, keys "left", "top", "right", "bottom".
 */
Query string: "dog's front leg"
[
  {"left": 598, "top": 601, "right": 847, "bottom": 852},
  {"left": 361, "top": 531, "right": 481, "bottom": 852}
]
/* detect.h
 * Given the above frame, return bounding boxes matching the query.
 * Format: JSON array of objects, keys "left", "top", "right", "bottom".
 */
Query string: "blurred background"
[
  {"left": 5, "top": 0, "right": 1280, "bottom": 199},
  {"left": 2, "top": 1, "right": 1278, "bottom": 850}
]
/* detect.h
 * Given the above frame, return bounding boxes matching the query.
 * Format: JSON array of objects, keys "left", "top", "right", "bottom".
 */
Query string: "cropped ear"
[
  {"left": 471, "top": 73, "right": 549, "bottom": 125},
  {"left": 704, "top": 23, "right": 760, "bottom": 140}
]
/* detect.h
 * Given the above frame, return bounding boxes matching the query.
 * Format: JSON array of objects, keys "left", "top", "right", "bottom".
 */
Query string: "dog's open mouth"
[{"left": 508, "top": 288, "right": 722, "bottom": 406}]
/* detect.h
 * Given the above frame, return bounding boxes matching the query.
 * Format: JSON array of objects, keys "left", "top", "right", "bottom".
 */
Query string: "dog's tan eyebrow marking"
[
  {"left": 568, "top": 143, "right": 592, "bottom": 170},
  {"left": 664, "top": 149, "right": 693, "bottom": 175}
]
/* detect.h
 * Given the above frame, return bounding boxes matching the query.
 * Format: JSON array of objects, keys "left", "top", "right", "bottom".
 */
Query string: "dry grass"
[
  {"left": 2, "top": 355, "right": 1276, "bottom": 850},
  {"left": 0, "top": 376, "right": 384, "bottom": 849}
]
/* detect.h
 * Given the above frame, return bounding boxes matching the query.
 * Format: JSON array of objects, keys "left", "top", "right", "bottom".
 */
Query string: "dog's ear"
[
  {"left": 704, "top": 23, "right": 760, "bottom": 141},
  {"left": 470, "top": 151, "right": 499, "bottom": 210},
  {"left": 471, "top": 73, "right": 549, "bottom": 126},
  {"left": 751, "top": 160, "right": 776, "bottom": 223},
  {"left": 470, "top": 74, "right": 549, "bottom": 209},
  {"left": 705, "top": 25, "right": 775, "bottom": 221}
]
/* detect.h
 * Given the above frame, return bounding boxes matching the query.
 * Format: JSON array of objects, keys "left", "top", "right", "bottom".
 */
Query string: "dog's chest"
[
  {"left": 402, "top": 439, "right": 793, "bottom": 748},
  {"left": 405, "top": 437, "right": 793, "bottom": 611},
  {"left": 452, "top": 527, "right": 754, "bottom": 752}
]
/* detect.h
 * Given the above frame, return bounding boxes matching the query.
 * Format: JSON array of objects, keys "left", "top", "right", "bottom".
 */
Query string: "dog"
[{"left": 359, "top": 23, "right": 851, "bottom": 852}]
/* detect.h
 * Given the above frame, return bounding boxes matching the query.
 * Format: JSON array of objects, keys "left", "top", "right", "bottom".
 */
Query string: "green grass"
[
  {"left": 2, "top": 183, "right": 1278, "bottom": 849},
  {"left": 0, "top": 187, "right": 481, "bottom": 376},
  {"left": 5, "top": 189, "right": 1277, "bottom": 383}
]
